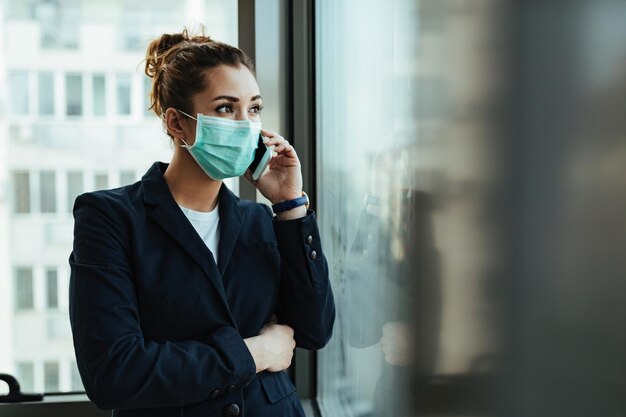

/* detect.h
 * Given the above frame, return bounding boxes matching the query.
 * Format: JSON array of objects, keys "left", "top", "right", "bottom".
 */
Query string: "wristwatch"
[{"left": 272, "top": 191, "right": 310, "bottom": 214}]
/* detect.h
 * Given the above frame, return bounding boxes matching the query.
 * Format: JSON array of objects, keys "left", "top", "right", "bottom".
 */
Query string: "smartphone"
[{"left": 249, "top": 134, "right": 273, "bottom": 181}]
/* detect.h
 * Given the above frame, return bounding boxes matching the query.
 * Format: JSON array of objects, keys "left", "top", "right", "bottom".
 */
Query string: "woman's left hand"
[{"left": 245, "top": 129, "right": 303, "bottom": 204}]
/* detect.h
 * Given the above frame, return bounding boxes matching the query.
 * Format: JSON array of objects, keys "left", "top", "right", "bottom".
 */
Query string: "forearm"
[{"left": 273, "top": 210, "right": 336, "bottom": 349}]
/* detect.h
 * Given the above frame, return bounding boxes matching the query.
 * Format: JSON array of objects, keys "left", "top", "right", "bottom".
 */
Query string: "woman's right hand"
[{"left": 244, "top": 320, "right": 296, "bottom": 373}]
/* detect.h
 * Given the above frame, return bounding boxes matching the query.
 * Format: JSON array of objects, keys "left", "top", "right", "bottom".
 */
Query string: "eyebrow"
[{"left": 211, "top": 95, "right": 263, "bottom": 102}]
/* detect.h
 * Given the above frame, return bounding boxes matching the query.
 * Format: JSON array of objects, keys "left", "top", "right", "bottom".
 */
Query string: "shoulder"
[{"left": 73, "top": 182, "right": 143, "bottom": 223}]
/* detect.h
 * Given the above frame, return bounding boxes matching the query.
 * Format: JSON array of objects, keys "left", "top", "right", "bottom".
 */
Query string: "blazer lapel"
[
  {"left": 217, "top": 185, "right": 245, "bottom": 276},
  {"left": 141, "top": 163, "right": 234, "bottom": 322}
]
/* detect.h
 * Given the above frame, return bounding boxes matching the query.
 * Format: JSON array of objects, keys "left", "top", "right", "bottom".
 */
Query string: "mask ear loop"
[{"left": 161, "top": 110, "right": 196, "bottom": 148}]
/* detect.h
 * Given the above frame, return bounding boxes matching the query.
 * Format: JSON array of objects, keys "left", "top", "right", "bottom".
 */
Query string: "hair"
[{"left": 144, "top": 26, "right": 255, "bottom": 134}]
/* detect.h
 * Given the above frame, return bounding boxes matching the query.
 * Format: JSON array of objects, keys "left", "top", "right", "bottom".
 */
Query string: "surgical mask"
[{"left": 176, "top": 110, "right": 261, "bottom": 180}]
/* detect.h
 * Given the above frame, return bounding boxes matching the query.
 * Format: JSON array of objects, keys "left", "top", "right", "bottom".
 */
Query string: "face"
[{"left": 171, "top": 64, "right": 263, "bottom": 145}]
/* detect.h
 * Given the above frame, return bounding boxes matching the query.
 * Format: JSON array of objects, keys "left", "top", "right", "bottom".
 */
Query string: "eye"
[
  {"left": 249, "top": 104, "right": 264, "bottom": 115},
  {"left": 215, "top": 103, "right": 234, "bottom": 114}
]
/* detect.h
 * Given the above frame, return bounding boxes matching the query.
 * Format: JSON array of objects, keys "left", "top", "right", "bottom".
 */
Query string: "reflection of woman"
[
  {"left": 343, "top": 148, "right": 441, "bottom": 417},
  {"left": 69, "top": 28, "right": 334, "bottom": 417}
]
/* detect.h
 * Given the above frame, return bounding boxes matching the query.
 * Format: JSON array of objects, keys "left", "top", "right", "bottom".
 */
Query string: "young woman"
[{"left": 69, "top": 28, "right": 335, "bottom": 417}]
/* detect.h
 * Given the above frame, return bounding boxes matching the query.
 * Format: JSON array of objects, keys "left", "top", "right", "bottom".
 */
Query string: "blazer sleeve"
[
  {"left": 271, "top": 208, "right": 336, "bottom": 350},
  {"left": 69, "top": 193, "right": 256, "bottom": 410}
]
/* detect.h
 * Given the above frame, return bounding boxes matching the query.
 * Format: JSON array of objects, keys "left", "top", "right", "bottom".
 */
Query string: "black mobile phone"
[{"left": 248, "top": 134, "right": 272, "bottom": 180}]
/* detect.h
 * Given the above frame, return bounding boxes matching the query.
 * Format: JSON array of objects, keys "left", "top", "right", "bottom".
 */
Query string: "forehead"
[{"left": 200, "top": 64, "right": 260, "bottom": 98}]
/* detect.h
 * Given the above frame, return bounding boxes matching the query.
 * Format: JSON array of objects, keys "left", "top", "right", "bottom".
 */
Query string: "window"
[
  {"left": 93, "top": 74, "right": 106, "bottom": 116},
  {"left": 116, "top": 74, "right": 132, "bottom": 115},
  {"left": 13, "top": 172, "right": 31, "bottom": 214},
  {"left": 8, "top": 71, "right": 29, "bottom": 116},
  {"left": 38, "top": 0, "right": 80, "bottom": 49},
  {"left": 40, "top": 171, "right": 57, "bottom": 213},
  {"left": 46, "top": 268, "right": 58, "bottom": 310},
  {"left": 66, "top": 74, "right": 83, "bottom": 116},
  {"left": 16, "top": 362, "right": 34, "bottom": 392},
  {"left": 144, "top": 76, "right": 153, "bottom": 117},
  {"left": 44, "top": 362, "right": 60, "bottom": 392},
  {"left": 120, "top": 170, "right": 136, "bottom": 185},
  {"left": 1, "top": 0, "right": 238, "bottom": 404},
  {"left": 38, "top": 71, "right": 55, "bottom": 115},
  {"left": 67, "top": 171, "right": 84, "bottom": 213},
  {"left": 71, "top": 361, "right": 83, "bottom": 391},
  {"left": 315, "top": 1, "right": 419, "bottom": 416},
  {"left": 15, "top": 267, "right": 34, "bottom": 311},
  {"left": 94, "top": 173, "right": 108, "bottom": 190}
]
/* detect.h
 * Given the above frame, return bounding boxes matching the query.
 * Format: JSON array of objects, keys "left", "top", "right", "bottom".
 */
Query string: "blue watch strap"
[{"left": 272, "top": 194, "right": 309, "bottom": 213}]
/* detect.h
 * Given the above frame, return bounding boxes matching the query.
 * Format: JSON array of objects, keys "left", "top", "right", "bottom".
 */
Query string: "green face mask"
[{"left": 177, "top": 110, "right": 262, "bottom": 180}]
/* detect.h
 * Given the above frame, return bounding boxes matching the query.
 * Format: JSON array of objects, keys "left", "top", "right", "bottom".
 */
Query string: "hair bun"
[{"left": 144, "top": 27, "right": 213, "bottom": 78}]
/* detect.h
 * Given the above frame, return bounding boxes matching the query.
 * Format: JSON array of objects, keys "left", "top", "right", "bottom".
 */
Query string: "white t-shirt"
[{"left": 178, "top": 203, "right": 220, "bottom": 265}]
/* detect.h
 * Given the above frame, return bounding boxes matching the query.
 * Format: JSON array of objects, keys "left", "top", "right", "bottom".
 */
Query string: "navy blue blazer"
[{"left": 68, "top": 162, "right": 335, "bottom": 417}]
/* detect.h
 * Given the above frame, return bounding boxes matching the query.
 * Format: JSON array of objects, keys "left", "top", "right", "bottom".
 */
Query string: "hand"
[
  {"left": 244, "top": 129, "right": 303, "bottom": 205},
  {"left": 380, "top": 321, "right": 413, "bottom": 367},
  {"left": 244, "top": 319, "right": 296, "bottom": 373}
]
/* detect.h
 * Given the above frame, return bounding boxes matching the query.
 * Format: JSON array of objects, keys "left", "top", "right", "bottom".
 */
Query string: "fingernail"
[{"left": 262, "top": 136, "right": 270, "bottom": 143}]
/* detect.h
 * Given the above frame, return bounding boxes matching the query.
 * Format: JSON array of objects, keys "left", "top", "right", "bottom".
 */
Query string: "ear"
[{"left": 164, "top": 107, "right": 190, "bottom": 142}]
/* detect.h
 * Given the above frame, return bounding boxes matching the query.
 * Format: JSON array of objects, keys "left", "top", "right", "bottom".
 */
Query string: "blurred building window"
[
  {"left": 67, "top": 171, "right": 83, "bottom": 213},
  {"left": 39, "top": 171, "right": 57, "bottom": 213},
  {"left": 116, "top": 74, "right": 132, "bottom": 116},
  {"left": 43, "top": 361, "right": 59, "bottom": 392},
  {"left": 13, "top": 172, "right": 31, "bottom": 214},
  {"left": 38, "top": 72, "right": 55, "bottom": 116},
  {"left": 94, "top": 172, "right": 108, "bottom": 190},
  {"left": 37, "top": 0, "right": 80, "bottom": 49},
  {"left": 8, "top": 71, "right": 30, "bottom": 116},
  {"left": 65, "top": 74, "right": 83, "bottom": 116},
  {"left": 70, "top": 361, "right": 83, "bottom": 391},
  {"left": 92, "top": 74, "right": 106, "bottom": 116},
  {"left": 46, "top": 268, "right": 58, "bottom": 310},
  {"left": 120, "top": 170, "right": 136, "bottom": 186},
  {"left": 16, "top": 362, "right": 35, "bottom": 392},
  {"left": 15, "top": 267, "right": 34, "bottom": 311}
]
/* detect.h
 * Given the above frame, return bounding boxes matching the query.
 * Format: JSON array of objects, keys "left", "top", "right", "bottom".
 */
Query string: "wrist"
[
  {"left": 272, "top": 191, "right": 309, "bottom": 215},
  {"left": 275, "top": 205, "right": 307, "bottom": 221},
  {"left": 244, "top": 336, "right": 267, "bottom": 373}
]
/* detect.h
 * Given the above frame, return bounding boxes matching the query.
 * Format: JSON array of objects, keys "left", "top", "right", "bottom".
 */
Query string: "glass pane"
[
  {"left": 66, "top": 74, "right": 83, "bottom": 116},
  {"left": 93, "top": 74, "right": 106, "bottom": 116},
  {"left": 144, "top": 76, "right": 153, "bottom": 117},
  {"left": 16, "top": 362, "right": 35, "bottom": 392},
  {"left": 13, "top": 171, "right": 31, "bottom": 213},
  {"left": 44, "top": 362, "right": 60, "bottom": 392},
  {"left": 116, "top": 74, "right": 132, "bottom": 115},
  {"left": 316, "top": 1, "right": 418, "bottom": 416},
  {"left": 46, "top": 268, "right": 59, "bottom": 309},
  {"left": 95, "top": 173, "right": 108, "bottom": 190},
  {"left": 40, "top": 171, "right": 57, "bottom": 213},
  {"left": 120, "top": 170, "right": 136, "bottom": 185},
  {"left": 15, "top": 267, "right": 34, "bottom": 311},
  {"left": 2, "top": 0, "right": 239, "bottom": 397},
  {"left": 67, "top": 171, "right": 84, "bottom": 213},
  {"left": 38, "top": 72, "right": 55, "bottom": 115},
  {"left": 316, "top": 2, "right": 626, "bottom": 417},
  {"left": 71, "top": 361, "right": 83, "bottom": 391},
  {"left": 9, "top": 71, "right": 29, "bottom": 116}
]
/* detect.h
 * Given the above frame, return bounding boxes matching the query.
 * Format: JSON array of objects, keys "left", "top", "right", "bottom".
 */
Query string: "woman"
[{"left": 68, "top": 28, "right": 335, "bottom": 417}]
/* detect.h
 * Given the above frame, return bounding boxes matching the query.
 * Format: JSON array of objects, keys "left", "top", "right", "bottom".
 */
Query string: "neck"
[{"left": 164, "top": 147, "right": 222, "bottom": 212}]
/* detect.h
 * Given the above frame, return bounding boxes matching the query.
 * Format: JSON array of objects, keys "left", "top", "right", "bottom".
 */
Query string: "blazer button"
[
  {"left": 223, "top": 403, "right": 240, "bottom": 416},
  {"left": 310, "top": 250, "right": 317, "bottom": 260},
  {"left": 209, "top": 389, "right": 221, "bottom": 398},
  {"left": 306, "top": 235, "right": 313, "bottom": 244},
  {"left": 227, "top": 384, "right": 237, "bottom": 392}
]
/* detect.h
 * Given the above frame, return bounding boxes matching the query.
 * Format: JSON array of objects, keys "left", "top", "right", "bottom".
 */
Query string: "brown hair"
[{"left": 144, "top": 27, "right": 255, "bottom": 128}]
